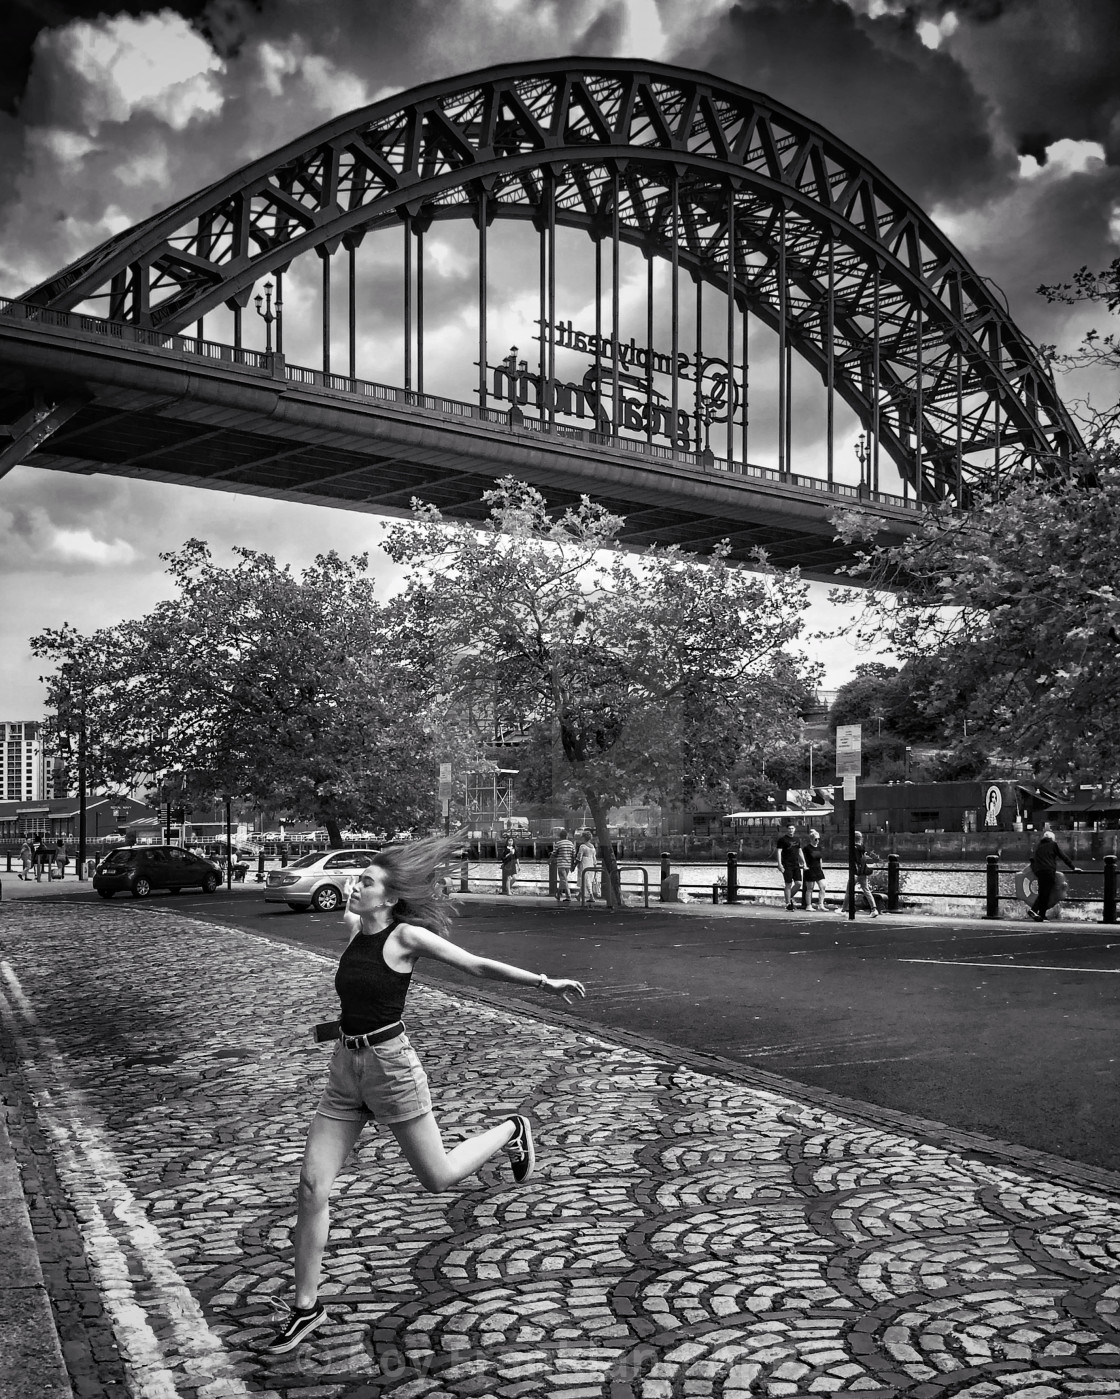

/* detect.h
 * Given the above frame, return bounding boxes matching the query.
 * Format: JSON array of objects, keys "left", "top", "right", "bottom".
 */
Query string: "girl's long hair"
[{"left": 370, "top": 832, "right": 460, "bottom": 937}]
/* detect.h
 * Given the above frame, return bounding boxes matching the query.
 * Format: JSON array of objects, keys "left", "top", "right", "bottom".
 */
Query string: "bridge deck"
[{"left": 0, "top": 301, "right": 922, "bottom": 578}]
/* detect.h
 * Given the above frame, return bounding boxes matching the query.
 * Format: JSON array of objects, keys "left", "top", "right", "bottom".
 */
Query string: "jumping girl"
[{"left": 265, "top": 834, "right": 586, "bottom": 1355}]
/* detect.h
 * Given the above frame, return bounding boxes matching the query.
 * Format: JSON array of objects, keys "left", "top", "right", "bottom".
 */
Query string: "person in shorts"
[
  {"left": 264, "top": 833, "right": 586, "bottom": 1356},
  {"left": 775, "top": 821, "right": 805, "bottom": 911},
  {"left": 552, "top": 829, "right": 575, "bottom": 904}
]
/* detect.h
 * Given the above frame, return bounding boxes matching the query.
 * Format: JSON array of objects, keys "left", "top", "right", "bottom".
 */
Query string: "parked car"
[
  {"left": 93, "top": 845, "right": 222, "bottom": 899},
  {"left": 264, "top": 848, "right": 382, "bottom": 912}
]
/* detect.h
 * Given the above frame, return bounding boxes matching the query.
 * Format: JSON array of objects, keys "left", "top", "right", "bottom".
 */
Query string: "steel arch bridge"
[{"left": 0, "top": 57, "right": 1080, "bottom": 574}]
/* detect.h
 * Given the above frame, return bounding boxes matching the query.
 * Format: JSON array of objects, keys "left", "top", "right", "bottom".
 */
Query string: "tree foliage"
[
  {"left": 32, "top": 542, "right": 457, "bottom": 842},
  {"left": 832, "top": 446, "right": 1120, "bottom": 785},
  {"left": 385, "top": 478, "right": 818, "bottom": 903},
  {"left": 1038, "top": 259, "right": 1120, "bottom": 447}
]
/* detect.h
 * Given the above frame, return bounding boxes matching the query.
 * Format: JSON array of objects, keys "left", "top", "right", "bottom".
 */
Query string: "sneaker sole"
[
  {"left": 509, "top": 1114, "right": 535, "bottom": 1183},
  {"left": 263, "top": 1307, "right": 326, "bottom": 1355}
]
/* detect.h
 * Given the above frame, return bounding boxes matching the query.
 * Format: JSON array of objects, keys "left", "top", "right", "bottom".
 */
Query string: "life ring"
[{"left": 1015, "top": 866, "right": 1068, "bottom": 918}]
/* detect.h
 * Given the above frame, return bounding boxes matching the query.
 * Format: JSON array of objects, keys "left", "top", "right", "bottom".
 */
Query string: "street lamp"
[
  {"left": 855, "top": 432, "right": 871, "bottom": 497},
  {"left": 253, "top": 281, "right": 278, "bottom": 354}
]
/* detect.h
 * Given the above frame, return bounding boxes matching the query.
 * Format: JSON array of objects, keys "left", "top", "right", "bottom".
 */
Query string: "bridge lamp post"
[
  {"left": 855, "top": 432, "right": 871, "bottom": 499},
  {"left": 254, "top": 282, "right": 277, "bottom": 354}
]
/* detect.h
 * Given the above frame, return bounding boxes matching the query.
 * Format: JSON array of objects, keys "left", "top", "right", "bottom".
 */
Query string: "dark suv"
[{"left": 93, "top": 845, "right": 222, "bottom": 899}]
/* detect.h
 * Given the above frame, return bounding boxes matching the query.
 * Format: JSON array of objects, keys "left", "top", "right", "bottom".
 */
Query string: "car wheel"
[
  {"left": 132, "top": 877, "right": 152, "bottom": 898},
  {"left": 311, "top": 884, "right": 342, "bottom": 912},
  {"left": 202, "top": 875, "right": 219, "bottom": 894},
  {"left": 97, "top": 889, "right": 115, "bottom": 899}
]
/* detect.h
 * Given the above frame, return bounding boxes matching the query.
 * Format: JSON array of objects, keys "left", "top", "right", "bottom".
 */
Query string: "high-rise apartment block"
[{"left": 1, "top": 720, "right": 49, "bottom": 801}]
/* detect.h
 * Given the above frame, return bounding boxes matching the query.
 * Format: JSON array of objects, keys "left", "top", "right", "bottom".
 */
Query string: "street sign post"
[
  {"left": 835, "top": 725, "right": 862, "bottom": 921},
  {"left": 438, "top": 763, "right": 453, "bottom": 834}
]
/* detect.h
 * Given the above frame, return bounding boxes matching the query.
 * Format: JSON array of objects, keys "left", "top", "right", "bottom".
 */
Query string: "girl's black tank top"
[{"left": 334, "top": 921, "right": 413, "bottom": 1033}]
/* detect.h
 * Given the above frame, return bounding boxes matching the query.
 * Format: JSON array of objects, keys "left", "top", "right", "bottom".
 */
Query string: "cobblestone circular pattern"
[{"left": 1, "top": 903, "right": 1119, "bottom": 1398}]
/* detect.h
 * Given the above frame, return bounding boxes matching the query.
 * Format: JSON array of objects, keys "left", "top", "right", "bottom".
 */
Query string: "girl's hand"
[{"left": 542, "top": 977, "right": 586, "bottom": 1005}]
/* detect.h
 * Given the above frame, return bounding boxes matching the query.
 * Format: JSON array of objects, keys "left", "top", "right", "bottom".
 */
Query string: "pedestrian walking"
[
  {"left": 1028, "top": 825, "right": 1078, "bottom": 922},
  {"left": 552, "top": 829, "right": 575, "bottom": 905},
  {"left": 802, "top": 829, "right": 826, "bottom": 911},
  {"left": 838, "top": 831, "right": 879, "bottom": 917},
  {"left": 55, "top": 841, "right": 69, "bottom": 880},
  {"left": 499, "top": 838, "right": 520, "bottom": 895},
  {"left": 574, "top": 831, "right": 599, "bottom": 903},
  {"left": 775, "top": 820, "right": 805, "bottom": 911},
  {"left": 263, "top": 834, "right": 586, "bottom": 1355},
  {"left": 32, "top": 836, "right": 48, "bottom": 882},
  {"left": 18, "top": 837, "right": 33, "bottom": 880}
]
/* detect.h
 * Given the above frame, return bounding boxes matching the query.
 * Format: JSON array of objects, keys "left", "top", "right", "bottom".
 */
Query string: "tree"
[
  {"left": 32, "top": 543, "right": 463, "bottom": 843},
  {"left": 385, "top": 478, "right": 818, "bottom": 905},
  {"left": 832, "top": 445, "right": 1120, "bottom": 786},
  {"left": 1038, "top": 259, "right": 1120, "bottom": 447}
]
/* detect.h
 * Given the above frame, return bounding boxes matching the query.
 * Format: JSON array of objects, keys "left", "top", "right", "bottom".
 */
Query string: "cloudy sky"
[{"left": 1, "top": 0, "right": 1118, "bottom": 717}]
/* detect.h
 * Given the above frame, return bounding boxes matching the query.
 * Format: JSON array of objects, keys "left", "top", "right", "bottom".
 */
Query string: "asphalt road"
[{"left": 16, "top": 884, "right": 1120, "bottom": 1171}]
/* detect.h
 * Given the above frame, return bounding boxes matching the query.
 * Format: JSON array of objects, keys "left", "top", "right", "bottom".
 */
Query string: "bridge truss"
[{"left": 9, "top": 58, "right": 1080, "bottom": 522}]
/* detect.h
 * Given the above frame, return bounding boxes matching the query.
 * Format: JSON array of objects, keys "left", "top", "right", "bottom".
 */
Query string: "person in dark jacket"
[
  {"left": 1029, "top": 825, "right": 1078, "bottom": 921},
  {"left": 838, "top": 831, "right": 879, "bottom": 917}
]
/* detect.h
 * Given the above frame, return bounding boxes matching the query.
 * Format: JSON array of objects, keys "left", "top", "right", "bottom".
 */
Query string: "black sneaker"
[
  {"left": 503, "top": 1115, "right": 535, "bottom": 1184},
  {"left": 262, "top": 1300, "right": 327, "bottom": 1355}
]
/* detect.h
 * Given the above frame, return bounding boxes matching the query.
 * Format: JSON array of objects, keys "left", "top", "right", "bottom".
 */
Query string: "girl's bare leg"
[
  {"left": 293, "top": 1113, "right": 365, "bottom": 1308},
  {"left": 390, "top": 1112, "right": 517, "bottom": 1193}
]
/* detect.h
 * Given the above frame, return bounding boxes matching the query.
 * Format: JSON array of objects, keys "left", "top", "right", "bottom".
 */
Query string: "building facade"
[
  {"left": 834, "top": 779, "right": 1054, "bottom": 835},
  {"left": 0, "top": 720, "right": 48, "bottom": 802}
]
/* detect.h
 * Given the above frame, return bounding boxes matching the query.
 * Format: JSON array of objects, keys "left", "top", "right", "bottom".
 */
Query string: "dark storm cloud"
[
  {"left": 935, "top": 0, "right": 1120, "bottom": 162},
  {"left": 669, "top": 0, "right": 1007, "bottom": 207}
]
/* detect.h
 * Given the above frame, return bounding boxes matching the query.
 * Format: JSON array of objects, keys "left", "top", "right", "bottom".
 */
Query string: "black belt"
[{"left": 340, "top": 1020, "right": 404, "bottom": 1051}]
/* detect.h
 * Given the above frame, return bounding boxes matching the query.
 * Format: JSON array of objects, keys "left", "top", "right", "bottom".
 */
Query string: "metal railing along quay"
[{"left": 453, "top": 851, "right": 1120, "bottom": 922}]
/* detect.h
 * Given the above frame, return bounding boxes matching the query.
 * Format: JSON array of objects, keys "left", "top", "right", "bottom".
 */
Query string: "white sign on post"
[
  {"left": 835, "top": 724, "right": 862, "bottom": 778},
  {"left": 842, "top": 774, "right": 857, "bottom": 802},
  {"left": 437, "top": 762, "right": 454, "bottom": 801}
]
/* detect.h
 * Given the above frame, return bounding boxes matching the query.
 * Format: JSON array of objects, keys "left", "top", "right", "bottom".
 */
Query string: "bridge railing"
[
  {"left": 262, "top": 360, "right": 922, "bottom": 513},
  {"left": 0, "top": 295, "right": 921, "bottom": 513},
  {"left": 0, "top": 297, "right": 276, "bottom": 372}
]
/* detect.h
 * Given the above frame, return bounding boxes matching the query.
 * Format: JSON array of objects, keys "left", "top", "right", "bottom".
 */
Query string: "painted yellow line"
[
  {"left": 0, "top": 959, "right": 258, "bottom": 1399},
  {"left": 900, "top": 958, "right": 1120, "bottom": 974}
]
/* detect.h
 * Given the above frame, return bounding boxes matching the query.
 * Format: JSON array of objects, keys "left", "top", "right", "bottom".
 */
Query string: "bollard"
[
  {"left": 1104, "top": 855, "right": 1117, "bottom": 925},
  {"left": 660, "top": 851, "right": 671, "bottom": 883},
  {"left": 256, "top": 850, "right": 266, "bottom": 882},
  {"left": 985, "top": 854, "right": 1000, "bottom": 919},
  {"left": 548, "top": 854, "right": 557, "bottom": 899},
  {"left": 280, "top": 847, "right": 288, "bottom": 868},
  {"left": 726, "top": 852, "right": 739, "bottom": 905},
  {"left": 460, "top": 853, "right": 470, "bottom": 894},
  {"left": 712, "top": 882, "right": 720, "bottom": 904},
  {"left": 887, "top": 854, "right": 901, "bottom": 912}
]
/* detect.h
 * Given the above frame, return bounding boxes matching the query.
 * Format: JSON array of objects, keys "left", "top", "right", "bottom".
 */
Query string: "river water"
[{"left": 462, "top": 858, "right": 1104, "bottom": 920}]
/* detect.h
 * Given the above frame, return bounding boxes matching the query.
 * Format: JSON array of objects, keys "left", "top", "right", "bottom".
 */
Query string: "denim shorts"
[{"left": 315, "top": 1032, "right": 432, "bottom": 1126}]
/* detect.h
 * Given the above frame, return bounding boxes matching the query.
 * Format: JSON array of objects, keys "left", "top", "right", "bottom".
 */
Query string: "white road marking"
[
  {"left": 0, "top": 960, "right": 262, "bottom": 1399},
  {"left": 900, "top": 958, "right": 1120, "bottom": 974}
]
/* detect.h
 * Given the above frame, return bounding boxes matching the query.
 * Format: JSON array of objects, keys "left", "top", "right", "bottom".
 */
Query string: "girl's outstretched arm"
[{"left": 398, "top": 924, "right": 586, "bottom": 1004}]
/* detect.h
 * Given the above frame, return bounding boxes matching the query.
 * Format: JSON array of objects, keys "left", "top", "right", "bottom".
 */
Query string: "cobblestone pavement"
[{"left": 2, "top": 903, "right": 1120, "bottom": 1399}]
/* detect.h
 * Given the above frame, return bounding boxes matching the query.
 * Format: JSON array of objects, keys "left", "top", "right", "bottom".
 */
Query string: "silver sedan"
[{"left": 264, "top": 848, "right": 381, "bottom": 911}]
